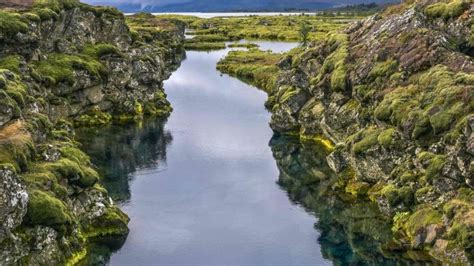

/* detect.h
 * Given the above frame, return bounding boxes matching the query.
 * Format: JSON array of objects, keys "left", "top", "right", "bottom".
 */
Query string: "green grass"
[
  {"left": 184, "top": 41, "right": 226, "bottom": 51},
  {"left": 424, "top": 0, "right": 469, "bottom": 20},
  {"left": 217, "top": 48, "right": 282, "bottom": 92}
]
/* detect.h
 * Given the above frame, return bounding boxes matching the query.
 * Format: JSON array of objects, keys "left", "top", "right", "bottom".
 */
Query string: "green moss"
[
  {"left": 82, "top": 43, "right": 122, "bottom": 58},
  {"left": 33, "top": 8, "right": 59, "bottom": 21},
  {"left": 33, "top": 0, "right": 81, "bottom": 12},
  {"left": 0, "top": 128, "right": 34, "bottom": 172},
  {"left": 392, "top": 211, "right": 410, "bottom": 233},
  {"left": 380, "top": 184, "right": 414, "bottom": 207},
  {"left": 25, "top": 190, "right": 71, "bottom": 227},
  {"left": 84, "top": 207, "right": 129, "bottom": 238},
  {"left": 377, "top": 128, "right": 396, "bottom": 147},
  {"left": 40, "top": 158, "right": 99, "bottom": 188},
  {"left": 352, "top": 128, "right": 381, "bottom": 154},
  {"left": 316, "top": 33, "right": 348, "bottom": 92},
  {"left": 404, "top": 208, "right": 443, "bottom": 238},
  {"left": 0, "top": 11, "right": 29, "bottom": 37},
  {"left": 0, "top": 55, "right": 21, "bottom": 74},
  {"left": 74, "top": 107, "right": 112, "bottom": 127},
  {"left": 345, "top": 180, "right": 371, "bottom": 196},
  {"left": 369, "top": 59, "right": 398, "bottom": 80},
  {"left": 424, "top": 0, "right": 469, "bottom": 20},
  {"left": 425, "top": 155, "right": 446, "bottom": 181},
  {"left": 33, "top": 53, "right": 105, "bottom": 85}
]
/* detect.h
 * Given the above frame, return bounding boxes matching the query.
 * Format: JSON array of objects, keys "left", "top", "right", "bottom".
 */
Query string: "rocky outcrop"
[
  {"left": 0, "top": 0, "right": 184, "bottom": 264},
  {"left": 267, "top": 0, "right": 473, "bottom": 263}
]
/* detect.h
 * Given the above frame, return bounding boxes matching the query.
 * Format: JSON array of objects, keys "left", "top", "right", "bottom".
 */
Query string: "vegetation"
[
  {"left": 184, "top": 41, "right": 226, "bottom": 51},
  {"left": 217, "top": 48, "right": 282, "bottom": 92},
  {"left": 424, "top": 0, "right": 469, "bottom": 20},
  {"left": 33, "top": 53, "right": 105, "bottom": 85},
  {"left": 0, "top": 11, "right": 29, "bottom": 37},
  {"left": 161, "top": 13, "right": 358, "bottom": 42}
]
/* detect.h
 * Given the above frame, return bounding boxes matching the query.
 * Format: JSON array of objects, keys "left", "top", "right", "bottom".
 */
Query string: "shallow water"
[{"left": 76, "top": 42, "right": 422, "bottom": 265}]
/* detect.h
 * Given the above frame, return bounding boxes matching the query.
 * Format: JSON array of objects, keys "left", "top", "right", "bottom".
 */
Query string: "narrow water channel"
[{"left": 76, "top": 42, "right": 407, "bottom": 265}]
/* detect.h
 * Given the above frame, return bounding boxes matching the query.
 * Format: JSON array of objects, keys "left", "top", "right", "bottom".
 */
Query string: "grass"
[
  {"left": 184, "top": 41, "right": 226, "bottom": 51},
  {"left": 228, "top": 42, "right": 259, "bottom": 49},
  {"left": 424, "top": 0, "right": 469, "bottom": 20},
  {"left": 178, "top": 14, "right": 359, "bottom": 42},
  {"left": 217, "top": 48, "right": 282, "bottom": 92}
]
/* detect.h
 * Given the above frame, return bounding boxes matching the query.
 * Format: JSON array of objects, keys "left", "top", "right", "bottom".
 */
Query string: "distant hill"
[{"left": 84, "top": 0, "right": 397, "bottom": 12}]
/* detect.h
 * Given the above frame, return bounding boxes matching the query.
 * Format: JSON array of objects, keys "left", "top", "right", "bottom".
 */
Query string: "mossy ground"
[{"left": 217, "top": 48, "right": 283, "bottom": 93}]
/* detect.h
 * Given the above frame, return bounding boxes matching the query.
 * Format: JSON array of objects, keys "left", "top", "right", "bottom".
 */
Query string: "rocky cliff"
[
  {"left": 266, "top": 0, "right": 473, "bottom": 263},
  {"left": 0, "top": 0, "right": 184, "bottom": 264}
]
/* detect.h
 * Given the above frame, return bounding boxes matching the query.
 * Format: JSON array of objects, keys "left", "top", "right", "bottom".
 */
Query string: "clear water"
[{"left": 76, "top": 42, "right": 432, "bottom": 265}]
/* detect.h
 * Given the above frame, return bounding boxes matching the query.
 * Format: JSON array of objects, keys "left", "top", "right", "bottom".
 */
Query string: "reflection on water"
[
  {"left": 270, "top": 135, "right": 429, "bottom": 265},
  {"left": 76, "top": 119, "right": 172, "bottom": 203},
  {"left": 75, "top": 40, "right": 426, "bottom": 265}
]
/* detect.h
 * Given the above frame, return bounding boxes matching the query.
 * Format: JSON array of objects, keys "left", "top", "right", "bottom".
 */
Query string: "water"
[
  {"left": 127, "top": 12, "right": 320, "bottom": 18},
  {"left": 76, "top": 42, "right": 429, "bottom": 265}
]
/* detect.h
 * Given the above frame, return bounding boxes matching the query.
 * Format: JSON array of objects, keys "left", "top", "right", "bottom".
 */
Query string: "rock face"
[
  {"left": 0, "top": 1, "right": 184, "bottom": 264},
  {"left": 267, "top": 0, "right": 473, "bottom": 263}
]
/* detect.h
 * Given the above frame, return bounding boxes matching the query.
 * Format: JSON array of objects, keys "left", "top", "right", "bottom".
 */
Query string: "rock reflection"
[
  {"left": 75, "top": 118, "right": 172, "bottom": 202},
  {"left": 270, "top": 135, "right": 416, "bottom": 265}
]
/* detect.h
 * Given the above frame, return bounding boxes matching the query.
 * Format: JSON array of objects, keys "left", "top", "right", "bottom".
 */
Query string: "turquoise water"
[{"left": 76, "top": 43, "right": 428, "bottom": 265}]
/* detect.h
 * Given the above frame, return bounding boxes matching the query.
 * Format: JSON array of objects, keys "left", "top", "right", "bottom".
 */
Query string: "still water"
[{"left": 77, "top": 42, "right": 414, "bottom": 265}]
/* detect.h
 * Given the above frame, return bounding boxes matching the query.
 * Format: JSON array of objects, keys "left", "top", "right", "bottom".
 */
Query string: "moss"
[
  {"left": 345, "top": 180, "right": 371, "bottom": 196},
  {"left": 33, "top": 0, "right": 81, "bottom": 12},
  {"left": 377, "top": 128, "right": 396, "bottom": 147},
  {"left": 315, "top": 33, "right": 348, "bottom": 92},
  {"left": 82, "top": 43, "right": 122, "bottom": 59},
  {"left": 74, "top": 107, "right": 112, "bottom": 127},
  {"left": 25, "top": 190, "right": 71, "bottom": 227},
  {"left": 33, "top": 8, "right": 59, "bottom": 21},
  {"left": 392, "top": 211, "right": 410, "bottom": 233},
  {"left": 425, "top": 155, "right": 446, "bottom": 181},
  {"left": 352, "top": 128, "right": 381, "bottom": 154},
  {"left": 0, "top": 11, "right": 29, "bottom": 37},
  {"left": 84, "top": 207, "right": 129, "bottom": 238},
  {"left": 404, "top": 208, "right": 443, "bottom": 238},
  {"left": 369, "top": 59, "right": 398, "bottom": 80},
  {"left": 0, "top": 125, "right": 34, "bottom": 172},
  {"left": 65, "top": 248, "right": 87, "bottom": 266},
  {"left": 33, "top": 53, "right": 105, "bottom": 85},
  {"left": 40, "top": 158, "right": 99, "bottom": 188},
  {"left": 0, "top": 55, "right": 21, "bottom": 74},
  {"left": 424, "top": 0, "right": 469, "bottom": 20},
  {"left": 380, "top": 184, "right": 414, "bottom": 207}
]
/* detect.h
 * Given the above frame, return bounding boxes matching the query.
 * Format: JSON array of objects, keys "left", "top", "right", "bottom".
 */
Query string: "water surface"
[{"left": 77, "top": 42, "right": 422, "bottom": 265}]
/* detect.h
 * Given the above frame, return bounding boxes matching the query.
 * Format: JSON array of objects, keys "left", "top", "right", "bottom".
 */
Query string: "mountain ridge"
[{"left": 84, "top": 0, "right": 397, "bottom": 12}]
